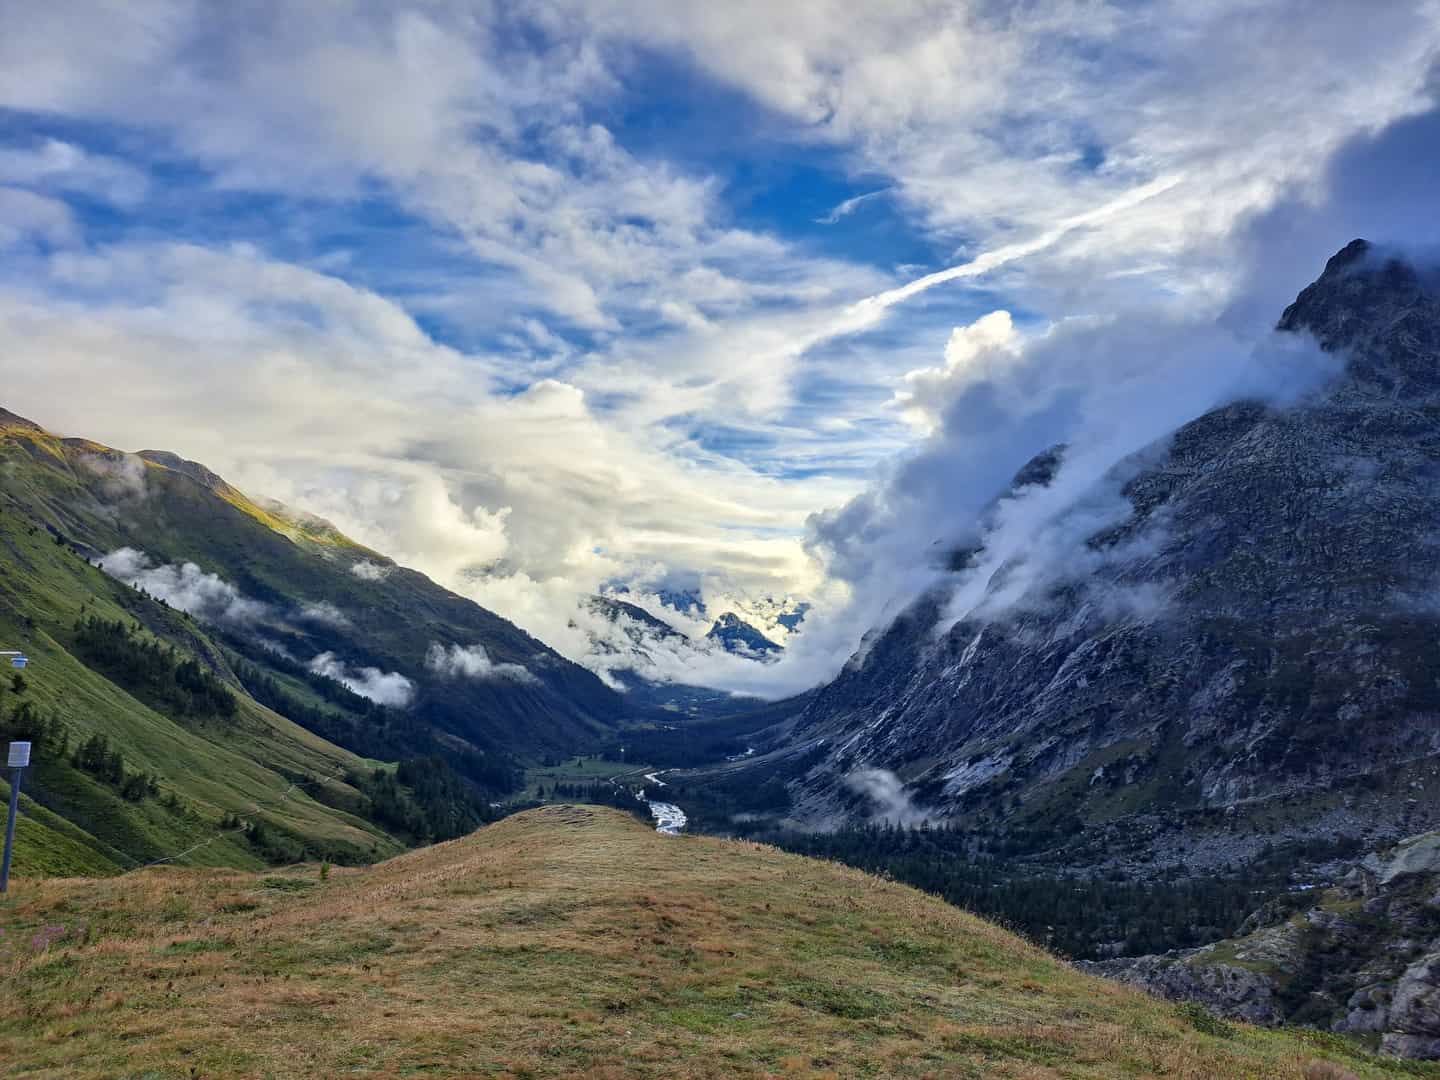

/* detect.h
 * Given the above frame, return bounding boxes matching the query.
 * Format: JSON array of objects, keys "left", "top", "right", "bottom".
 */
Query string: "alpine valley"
[{"left": 8, "top": 241, "right": 1440, "bottom": 1069}]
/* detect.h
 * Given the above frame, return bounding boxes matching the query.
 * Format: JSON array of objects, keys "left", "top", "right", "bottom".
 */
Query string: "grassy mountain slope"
[
  {"left": 0, "top": 407, "right": 625, "bottom": 764},
  {"left": 1, "top": 806, "right": 1422, "bottom": 1079},
  {"left": 0, "top": 479, "right": 402, "bottom": 875},
  {"left": 0, "top": 406, "right": 591, "bottom": 875}
]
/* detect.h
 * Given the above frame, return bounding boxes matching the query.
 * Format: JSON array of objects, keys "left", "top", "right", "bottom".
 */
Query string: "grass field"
[{"left": 0, "top": 805, "right": 1428, "bottom": 1079}]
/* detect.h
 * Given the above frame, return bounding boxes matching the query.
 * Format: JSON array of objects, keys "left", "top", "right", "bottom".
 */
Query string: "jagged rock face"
[
  {"left": 1084, "top": 827, "right": 1440, "bottom": 1059},
  {"left": 581, "top": 595, "right": 688, "bottom": 659},
  {"left": 788, "top": 241, "right": 1440, "bottom": 859}
]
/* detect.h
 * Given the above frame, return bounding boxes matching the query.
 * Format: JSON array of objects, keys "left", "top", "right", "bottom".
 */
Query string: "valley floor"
[{"left": 1, "top": 806, "right": 1426, "bottom": 1079}]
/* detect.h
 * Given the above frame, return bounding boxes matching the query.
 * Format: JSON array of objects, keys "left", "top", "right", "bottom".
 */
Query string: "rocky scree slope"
[{"left": 781, "top": 240, "right": 1440, "bottom": 869}]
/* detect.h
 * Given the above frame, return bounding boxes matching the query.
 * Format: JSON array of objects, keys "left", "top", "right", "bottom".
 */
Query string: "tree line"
[
  {"left": 348, "top": 756, "right": 498, "bottom": 845},
  {"left": 226, "top": 641, "right": 520, "bottom": 796},
  {"left": 759, "top": 821, "right": 1362, "bottom": 960},
  {"left": 72, "top": 616, "right": 236, "bottom": 723},
  {"left": 0, "top": 683, "right": 170, "bottom": 806}
]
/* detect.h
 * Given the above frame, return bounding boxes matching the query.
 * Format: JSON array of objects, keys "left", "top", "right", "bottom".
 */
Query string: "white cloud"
[
  {"left": 0, "top": 242, "right": 843, "bottom": 694},
  {"left": 810, "top": 309, "right": 1350, "bottom": 679},
  {"left": 0, "top": 187, "right": 78, "bottom": 250},
  {"left": 297, "top": 601, "right": 350, "bottom": 628},
  {"left": 98, "top": 547, "right": 269, "bottom": 624},
  {"left": 2, "top": 2, "right": 1438, "bottom": 699},
  {"left": 581, "top": 0, "right": 1437, "bottom": 274},
  {"left": 349, "top": 560, "right": 391, "bottom": 582},
  {"left": 815, "top": 188, "right": 889, "bottom": 225},
  {"left": 78, "top": 451, "right": 149, "bottom": 500},
  {"left": 893, "top": 310, "right": 1022, "bottom": 433},
  {"left": 425, "top": 642, "right": 538, "bottom": 684},
  {"left": 307, "top": 651, "right": 415, "bottom": 707},
  {"left": 0, "top": 139, "right": 148, "bottom": 206},
  {"left": 846, "top": 768, "right": 930, "bottom": 827}
]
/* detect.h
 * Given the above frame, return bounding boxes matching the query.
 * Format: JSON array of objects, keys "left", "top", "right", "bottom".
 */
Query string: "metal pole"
[{"left": 1, "top": 767, "right": 20, "bottom": 893}]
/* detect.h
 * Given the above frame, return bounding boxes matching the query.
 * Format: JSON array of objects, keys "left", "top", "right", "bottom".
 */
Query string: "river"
[
  {"left": 619, "top": 769, "right": 688, "bottom": 835},
  {"left": 647, "top": 800, "right": 687, "bottom": 835}
]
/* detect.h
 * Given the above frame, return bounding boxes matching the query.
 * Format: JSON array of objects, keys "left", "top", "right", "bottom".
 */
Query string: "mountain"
[
  {"left": 22, "top": 417, "right": 624, "bottom": 754},
  {"left": 656, "top": 585, "right": 706, "bottom": 616},
  {"left": 574, "top": 595, "right": 789, "bottom": 717},
  {"left": 579, "top": 594, "right": 690, "bottom": 668},
  {"left": 0, "top": 804, "right": 1407, "bottom": 1080},
  {"left": 760, "top": 241, "right": 1440, "bottom": 870},
  {"left": 1085, "top": 826, "right": 1440, "bottom": 1059},
  {"left": 0, "top": 408, "right": 627, "bottom": 873},
  {"left": 573, "top": 595, "right": 745, "bottom": 715},
  {"left": 706, "top": 612, "right": 781, "bottom": 657}
]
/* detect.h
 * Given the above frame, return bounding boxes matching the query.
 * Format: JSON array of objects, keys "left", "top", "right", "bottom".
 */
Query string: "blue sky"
[{"left": 1, "top": 1, "right": 1438, "bottom": 693}]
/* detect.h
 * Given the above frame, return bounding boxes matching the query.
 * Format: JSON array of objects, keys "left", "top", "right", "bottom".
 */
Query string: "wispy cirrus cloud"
[{"left": 815, "top": 188, "right": 890, "bottom": 225}]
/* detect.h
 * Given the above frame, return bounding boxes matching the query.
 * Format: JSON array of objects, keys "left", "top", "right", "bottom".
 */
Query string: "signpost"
[
  {"left": 2, "top": 741, "right": 29, "bottom": 893},
  {"left": 1, "top": 651, "right": 31, "bottom": 894}
]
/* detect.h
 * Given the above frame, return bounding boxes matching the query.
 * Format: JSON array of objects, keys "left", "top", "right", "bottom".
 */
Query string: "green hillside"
[
  {"left": 0, "top": 484, "right": 399, "bottom": 874},
  {"left": 0, "top": 806, "right": 1422, "bottom": 1079},
  {"left": 0, "top": 406, "right": 628, "bottom": 875},
  {"left": 0, "top": 409, "right": 624, "bottom": 757}
]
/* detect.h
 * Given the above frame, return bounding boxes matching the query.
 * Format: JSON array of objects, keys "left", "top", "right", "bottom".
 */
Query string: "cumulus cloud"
[
  {"left": 892, "top": 310, "right": 1022, "bottom": 433},
  {"left": 424, "top": 642, "right": 538, "bottom": 684},
  {"left": 307, "top": 651, "right": 415, "bottom": 707},
  {"left": 813, "top": 311, "right": 1348, "bottom": 657},
  {"left": 98, "top": 548, "right": 269, "bottom": 624}
]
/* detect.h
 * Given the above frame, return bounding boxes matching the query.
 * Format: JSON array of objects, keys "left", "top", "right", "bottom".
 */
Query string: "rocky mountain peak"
[
  {"left": 706, "top": 612, "right": 781, "bottom": 656},
  {"left": 1278, "top": 238, "right": 1440, "bottom": 394},
  {"left": 778, "top": 239, "right": 1440, "bottom": 870}
]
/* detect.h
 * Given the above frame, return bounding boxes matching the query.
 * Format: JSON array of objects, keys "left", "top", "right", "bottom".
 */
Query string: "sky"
[{"left": 2, "top": 1, "right": 1439, "bottom": 696}]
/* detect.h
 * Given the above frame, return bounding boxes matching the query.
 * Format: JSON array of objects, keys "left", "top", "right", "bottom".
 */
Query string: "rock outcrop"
[{"left": 1085, "top": 827, "right": 1440, "bottom": 1058}]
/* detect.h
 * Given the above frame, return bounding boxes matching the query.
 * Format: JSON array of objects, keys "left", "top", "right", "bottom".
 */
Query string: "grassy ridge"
[{"left": 0, "top": 806, "right": 1425, "bottom": 1078}]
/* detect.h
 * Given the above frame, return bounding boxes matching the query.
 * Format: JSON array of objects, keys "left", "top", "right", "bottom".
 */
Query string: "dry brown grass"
[{"left": 0, "top": 805, "right": 1427, "bottom": 1079}]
